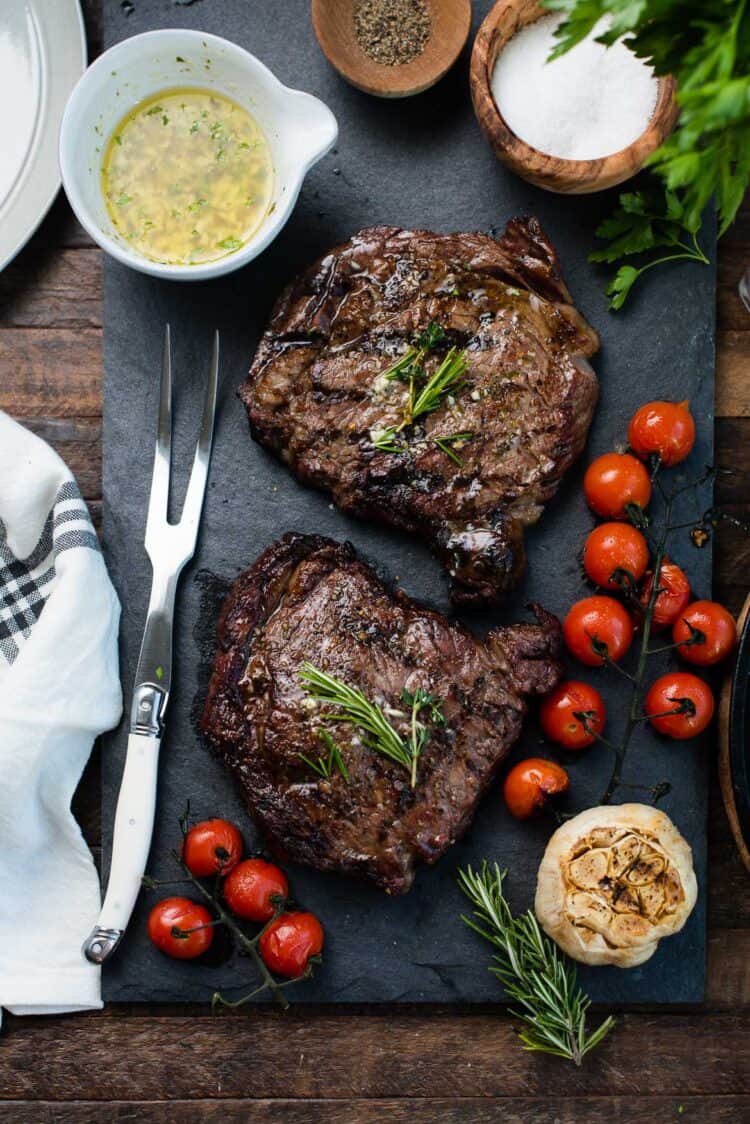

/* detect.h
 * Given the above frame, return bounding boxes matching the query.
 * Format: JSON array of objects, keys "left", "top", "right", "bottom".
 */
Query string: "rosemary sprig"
[
  {"left": 409, "top": 346, "right": 468, "bottom": 423},
  {"left": 299, "top": 663, "right": 444, "bottom": 787},
  {"left": 381, "top": 321, "right": 446, "bottom": 384},
  {"left": 299, "top": 729, "right": 349, "bottom": 783},
  {"left": 434, "top": 432, "right": 473, "bottom": 466},
  {"left": 371, "top": 429, "right": 474, "bottom": 466},
  {"left": 371, "top": 321, "right": 469, "bottom": 446},
  {"left": 458, "top": 862, "right": 615, "bottom": 1065},
  {"left": 370, "top": 424, "right": 402, "bottom": 453}
]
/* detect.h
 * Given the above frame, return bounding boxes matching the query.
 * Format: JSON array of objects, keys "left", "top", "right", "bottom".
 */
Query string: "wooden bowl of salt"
[{"left": 470, "top": 0, "right": 678, "bottom": 193}]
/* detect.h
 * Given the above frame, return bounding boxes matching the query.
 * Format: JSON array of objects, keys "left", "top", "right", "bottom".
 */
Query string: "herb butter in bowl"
[{"left": 60, "top": 30, "right": 338, "bottom": 280}]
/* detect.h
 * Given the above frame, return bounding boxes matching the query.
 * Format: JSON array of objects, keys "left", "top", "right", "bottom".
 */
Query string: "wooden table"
[{"left": 2, "top": 7, "right": 750, "bottom": 1121}]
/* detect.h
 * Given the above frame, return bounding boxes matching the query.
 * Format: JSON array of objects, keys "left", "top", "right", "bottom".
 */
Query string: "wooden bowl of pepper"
[
  {"left": 470, "top": 0, "right": 679, "bottom": 193},
  {"left": 312, "top": 0, "right": 472, "bottom": 98}
]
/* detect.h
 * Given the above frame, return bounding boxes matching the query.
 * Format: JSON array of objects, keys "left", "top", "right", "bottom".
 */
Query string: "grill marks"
[
  {"left": 240, "top": 219, "right": 598, "bottom": 605},
  {"left": 201, "top": 533, "right": 562, "bottom": 893}
]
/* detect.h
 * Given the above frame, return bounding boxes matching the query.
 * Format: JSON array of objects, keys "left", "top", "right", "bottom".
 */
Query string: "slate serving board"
[{"left": 101, "top": 0, "right": 715, "bottom": 1004}]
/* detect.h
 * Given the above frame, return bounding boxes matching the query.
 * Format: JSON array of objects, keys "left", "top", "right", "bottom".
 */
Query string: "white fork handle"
[{"left": 82, "top": 732, "right": 161, "bottom": 964}]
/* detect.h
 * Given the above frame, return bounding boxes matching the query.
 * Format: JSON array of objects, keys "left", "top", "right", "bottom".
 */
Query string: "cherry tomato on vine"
[
  {"left": 639, "top": 560, "right": 691, "bottom": 630},
  {"left": 259, "top": 911, "right": 324, "bottom": 978},
  {"left": 563, "top": 596, "right": 634, "bottom": 666},
  {"left": 223, "top": 858, "right": 289, "bottom": 922},
  {"left": 628, "top": 400, "right": 696, "bottom": 467},
  {"left": 503, "top": 758, "right": 570, "bottom": 819},
  {"left": 583, "top": 453, "right": 652, "bottom": 519},
  {"left": 644, "top": 672, "right": 715, "bottom": 739},
  {"left": 147, "top": 897, "right": 214, "bottom": 959},
  {"left": 539, "top": 680, "right": 606, "bottom": 750},
  {"left": 182, "top": 818, "right": 244, "bottom": 877},
  {"left": 583, "top": 522, "right": 649, "bottom": 590},
  {"left": 673, "top": 600, "right": 737, "bottom": 666}
]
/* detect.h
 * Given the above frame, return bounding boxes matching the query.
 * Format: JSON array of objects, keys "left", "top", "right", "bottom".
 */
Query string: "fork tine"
[
  {"left": 178, "top": 329, "right": 219, "bottom": 540},
  {"left": 145, "top": 324, "right": 172, "bottom": 543}
]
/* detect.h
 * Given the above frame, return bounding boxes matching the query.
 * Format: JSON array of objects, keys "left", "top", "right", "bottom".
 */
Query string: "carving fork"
[{"left": 83, "top": 326, "right": 218, "bottom": 963}]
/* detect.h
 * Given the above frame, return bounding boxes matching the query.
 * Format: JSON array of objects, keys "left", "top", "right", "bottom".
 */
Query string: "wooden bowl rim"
[
  {"left": 311, "top": 0, "right": 472, "bottom": 98},
  {"left": 470, "top": 0, "right": 678, "bottom": 188}
]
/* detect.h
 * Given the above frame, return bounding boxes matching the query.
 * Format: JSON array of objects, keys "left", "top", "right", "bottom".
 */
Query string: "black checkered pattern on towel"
[{"left": 0, "top": 480, "right": 99, "bottom": 664}]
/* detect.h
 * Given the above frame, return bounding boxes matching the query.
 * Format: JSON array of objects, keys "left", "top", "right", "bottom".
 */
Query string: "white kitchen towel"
[{"left": 0, "top": 412, "right": 122, "bottom": 1019}]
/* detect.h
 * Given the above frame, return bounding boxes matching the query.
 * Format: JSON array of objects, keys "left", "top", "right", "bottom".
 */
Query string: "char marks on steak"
[
  {"left": 240, "top": 219, "right": 599, "bottom": 606},
  {"left": 200, "top": 533, "right": 562, "bottom": 894}
]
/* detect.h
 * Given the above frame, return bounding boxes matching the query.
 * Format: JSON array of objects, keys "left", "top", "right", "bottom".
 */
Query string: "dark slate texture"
[{"left": 101, "top": 0, "right": 714, "bottom": 1004}]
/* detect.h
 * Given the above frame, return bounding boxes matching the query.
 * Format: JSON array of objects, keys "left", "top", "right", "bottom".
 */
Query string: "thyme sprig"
[
  {"left": 299, "top": 730, "right": 350, "bottom": 782},
  {"left": 458, "top": 862, "right": 616, "bottom": 1065},
  {"left": 299, "top": 663, "right": 444, "bottom": 787}
]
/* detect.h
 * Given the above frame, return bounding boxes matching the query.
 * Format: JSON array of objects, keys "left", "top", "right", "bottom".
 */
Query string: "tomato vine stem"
[
  {"left": 600, "top": 474, "right": 673, "bottom": 804},
  {"left": 168, "top": 848, "right": 291, "bottom": 1010}
]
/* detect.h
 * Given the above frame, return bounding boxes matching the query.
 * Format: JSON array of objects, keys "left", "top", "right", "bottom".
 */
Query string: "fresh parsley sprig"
[
  {"left": 589, "top": 189, "right": 710, "bottom": 309},
  {"left": 458, "top": 862, "right": 616, "bottom": 1065},
  {"left": 545, "top": 0, "right": 750, "bottom": 308},
  {"left": 299, "top": 663, "right": 444, "bottom": 787}
]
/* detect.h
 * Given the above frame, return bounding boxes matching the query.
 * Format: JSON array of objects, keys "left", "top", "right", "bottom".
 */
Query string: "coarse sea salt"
[{"left": 490, "top": 14, "right": 658, "bottom": 161}]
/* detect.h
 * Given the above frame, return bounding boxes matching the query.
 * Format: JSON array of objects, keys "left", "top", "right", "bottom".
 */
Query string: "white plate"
[{"left": 0, "top": 0, "right": 86, "bottom": 271}]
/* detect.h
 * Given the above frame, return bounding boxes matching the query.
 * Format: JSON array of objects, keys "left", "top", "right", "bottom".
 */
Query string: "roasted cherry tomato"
[
  {"left": 563, "top": 595, "right": 634, "bottom": 666},
  {"left": 147, "top": 897, "right": 214, "bottom": 959},
  {"left": 673, "top": 600, "right": 738, "bottom": 666},
  {"left": 539, "top": 680, "right": 606, "bottom": 750},
  {"left": 583, "top": 522, "right": 649, "bottom": 591},
  {"left": 182, "top": 818, "right": 244, "bottom": 877},
  {"left": 259, "top": 911, "right": 324, "bottom": 978},
  {"left": 639, "top": 560, "right": 691, "bottom": 630},
  {"left": 645, "top": 672, "right": 715, "bottom": 739},
  {"left": 503, "top": 757, "right": 570, "bottom": 819},
  {"left": 223, "top": 858, "right": 289, "bottom": 922},
  {"left": 583, "top": 453, "right": 652, "bottom": 519},
  {"left": 628, "top": 400, "right": 696, "bottom": 467}
]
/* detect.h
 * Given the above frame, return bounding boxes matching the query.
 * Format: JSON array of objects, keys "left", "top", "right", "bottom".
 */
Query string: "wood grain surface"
[{"left": 1, "top": 2, "right": 749, "bottom": 1119}]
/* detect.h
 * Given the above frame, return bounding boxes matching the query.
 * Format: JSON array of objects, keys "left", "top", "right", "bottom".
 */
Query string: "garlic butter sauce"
[{"left": 101, "top": 88, "right": 274, "bottom": 265}]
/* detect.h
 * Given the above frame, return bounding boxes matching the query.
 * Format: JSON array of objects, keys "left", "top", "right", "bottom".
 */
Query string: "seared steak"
[
  {"left": 200, "top": 533, "right": 562, "bottom": 893},
  {"left": 240, "top": 219, "right": 599, "bottom": 606}
]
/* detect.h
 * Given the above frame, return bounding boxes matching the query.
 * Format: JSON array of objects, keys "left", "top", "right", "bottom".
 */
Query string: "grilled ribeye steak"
[
  {"left": 240, "top": 219, "right": 599, "bottom": 606},
  {"left": 200, "top": 533, "right": 562, "bottom": 894}
]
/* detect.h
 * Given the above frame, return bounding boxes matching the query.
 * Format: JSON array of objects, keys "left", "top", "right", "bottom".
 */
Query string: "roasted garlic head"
[{"left": 535, "top": 804, "right": 697, "bottom": 968}]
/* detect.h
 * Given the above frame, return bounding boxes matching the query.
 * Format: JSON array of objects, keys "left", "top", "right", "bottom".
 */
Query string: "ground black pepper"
[{"left": 354, "top": 0, "right": 431, "bottom": 66}]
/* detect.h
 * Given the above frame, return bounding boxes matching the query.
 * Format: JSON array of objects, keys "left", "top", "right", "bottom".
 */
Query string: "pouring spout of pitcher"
[{"left": 285, "top": 91, "right": 339, "bottom": 169}]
